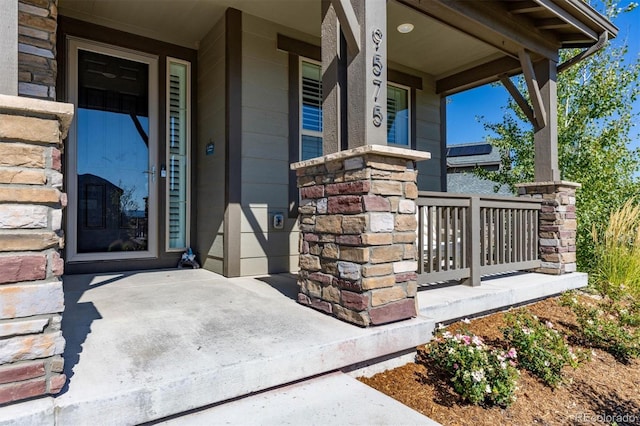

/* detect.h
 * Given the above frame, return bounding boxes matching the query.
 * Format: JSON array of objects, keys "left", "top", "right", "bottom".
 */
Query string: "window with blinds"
[
  {"left": 387, "top": 84, "right": 410, "bottom": 146},
  {"left": 167, "top": 59, "right": 190, "bottom": 250},
  {"left": 300, "top": 60, "right": 322, "bottom": 161}
]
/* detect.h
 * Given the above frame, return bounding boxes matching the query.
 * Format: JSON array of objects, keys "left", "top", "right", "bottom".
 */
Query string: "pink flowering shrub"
[{"left": 424, "top": 329, "right": 519, "bottom": 407}]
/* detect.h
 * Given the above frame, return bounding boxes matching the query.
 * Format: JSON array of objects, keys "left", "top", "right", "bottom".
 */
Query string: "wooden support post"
[
  {"left": 0, "top": 0, "right": 18, "bottom": 95},
  {"left": 465, "top": 196, "right": 481, "bottom": 287},
  {"left": 346, "top": 0, "right": 388, "bottom": 149},
  {"left": 321, "top": 0, "right": 341, "bottom": 155},
  {"left": 533, "top": 58, "right": 560, "bottom": 182},
  {"left": 519, "top": 49, "right": 547, "bottom": 129}
]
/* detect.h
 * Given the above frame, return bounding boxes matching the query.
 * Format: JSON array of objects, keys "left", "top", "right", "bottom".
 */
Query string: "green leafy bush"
[
  {"left": 424, "top": 330, "right": 519, "bottom": 407},
  {"left": 502, "top": 311, "right": 579, "bottom": 387},
  {"left": 562, "top": 294, "right": 640, "bottom": 363}
]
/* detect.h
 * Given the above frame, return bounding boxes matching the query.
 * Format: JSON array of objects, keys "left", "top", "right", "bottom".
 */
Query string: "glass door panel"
[{"left": 68, "top": 39, "right": 158, "bottom": 260}]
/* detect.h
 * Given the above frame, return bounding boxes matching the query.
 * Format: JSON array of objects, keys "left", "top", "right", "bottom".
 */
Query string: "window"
[
  {"left": 167, "top": 58, "right": 190, "bottom": 250},
  {"left": 387, "top": 83, "right": 410, "bottom": 146},
  {"left": 300, "top": 60, "right": 323, "bottom": 161}
]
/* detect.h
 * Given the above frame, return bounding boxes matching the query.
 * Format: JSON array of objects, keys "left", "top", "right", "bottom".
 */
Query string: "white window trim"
[
  {"left": 165, "top": 57, "right": 192, "bottom": 252},
  {"left": 387, "top": 81, "right": 411, "bottom": 147},
  {"left": 299, "top": 57, "right": 323, "bottom": 160}
]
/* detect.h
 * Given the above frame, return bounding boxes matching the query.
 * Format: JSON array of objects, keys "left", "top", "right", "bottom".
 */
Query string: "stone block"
[
  {"left": 344, "top": 156, "right": 364, "bottom": 170},
  {"left": 365, "top": 155, "right": 407, "bottom": 171},
  {"left": 362, "top": 275, "right": 396, "bottom": 290},
  {"left": 325, "top": 181, "right": 370, "bottom": 195},
  {"left": 299, "top": 255, "right": 321, "bottom": 271},
  {"left": 404, "top": 182, "right": 418, "bottom": 199},
  {"left": 50, "top": 355, "right": 64, "bottom": 373},
  {"left": 308, "top": 298, "right": 333, "bottom": 314},
  {"left": 343, "top": 168, "right": 370, "bottom": 181},
  {"left": 361, "top": 233, "right": 393, "bottom": 246},
  {"left": 315, "top": 216, "right": 342, "bottom": 234},
  {"left": 341, "top": 290, "right": 369, "bottom": 311},
  {"left": 0, "top": 255, "right": 47, "bottom": 285},
  {"left": 297, "top": 293, "right": 311, "bottom": 305},
  {"left": 341, "top": 215, "right": 367, "bottom": 234},
  {"left": 327, "top": 195, "right": 363, "bottom": 214},
  {"left": 395, "top": 214, "right": 417, "bottom": 232},
  {"left": 561, "top": 252, "right": 577, "bottom": 263},
  {"left": 0, "top": 318, "right": 48, "bottom": 338},
  {"left": 339, "top": 247, "right": 369, "bottom": 263},
  {"left": 371, "top": 181, "right": 403, "bottom": 196},
  {"left": 333, "top": 305, "right": 370, "bottom": 327},
  {"left": 371, "top": 287, "right": 406, "bottom": 306},
  {"left": 369, "top": 245, "right": 403, "bottom": 264},
  {"left": 0, "top": 115, "right": 59, "bottom": 144},
  {"left": 406, "top": 281, "right": 418, "bottom": 297},
  {"left": 398, "top": 200, "right": 416, "bottom": 214},
  {"left": 308, "top": 272, "right": 333, "bottom": 286},
  {"left": 300, "top": 186, "right": 324, "bottom": 200},
  {"left": 302, "top": 279, "right": 322, "bottom": 298},
  {"left": 0, "top": 281, "right": 64, "bottom": 319},
  {"left": 52, "top": 148, "right": 61, "bottom": 171},
  {"left": 0, "top": 205, "right": 48, "bottom": 228},
  {"left": 0, "top": 360, "right": 45, "bottom": 385},
  {"left": 0, "top": 232, "right": 58, "bottom": 252},
  {"left": 393, "top": 261, "right": 418, "bottom": 274},
  {"left": 337, "top": 261, "right": 361, "bottom": 280},
  {"left": 395, "top": 272, "right": 418, "bottom": 284},
  {"left": 51, "top": 209, "right": 62, "bottom": 232},
  {"left": 362, "top": 263, "right": 393, "bottom": 277},
  {"left": 403, "top": 244, "right": 416, "bottom": 260},
  {"left": 322, "top": 285, "right": 341, "bottom": 303},
  {"left": 335, "top": 235, "right": 361, "bottom": 246},
  {"left": 0, "top": 187, "right": 60, "bottom": 203},
  {"left": 0, "top": 143, "right": 45, "bottom": 168},
  {"left": 48, "top": 373, "right": 66, "bottom": 394},
  {"left": 369, "top": 298, "right": 417, "bottom": 325},
  {"left": 0, "top": 377, "right": 46, "bottom": 405},
  {"left": 320, "top": 243, "right": 338, "bottom": 260},
  {"left": 0, "top": 331, "right": 64, "bottom": 364},
  {"left": 362, "top": 195, "right": 390, "bottom": 212},
  {"left": 0, "top": 169, "right": 46, "bottom": 185},
  {"left": 369, "top": 213, "right": 394, "bottom": 233},
  {"left": 393, "top": 232, "right": 416, "bottom": 244}
]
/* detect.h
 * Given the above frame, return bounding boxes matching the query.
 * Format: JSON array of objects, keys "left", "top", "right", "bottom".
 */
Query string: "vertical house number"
[{"left": 371, "top": 28, "right": 384, "bottom": 127}]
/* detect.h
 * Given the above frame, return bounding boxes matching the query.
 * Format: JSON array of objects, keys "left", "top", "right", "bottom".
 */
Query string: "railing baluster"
[
  {"left": 453, "top": 207, "right": 459, "bottom": 269},
  {"left": 418, "top": 205, "right": 425, "bottom": 274},
  {"left": 427, "top": 206, "right": 433, "bottom": 273}
]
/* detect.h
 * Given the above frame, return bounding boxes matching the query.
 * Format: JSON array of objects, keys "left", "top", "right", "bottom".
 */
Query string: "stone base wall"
[
  {"left": 18, "top": 0, "right": 58, "bottom": 100},
  {"left": 517, "top": 181, "right": 580, "bottom": 275},
  {"left": 0, "top": 94, "right": 73, "bottom": 404},
  {"left": 292, "top": 146, "right": 431, "bottom": 327}
]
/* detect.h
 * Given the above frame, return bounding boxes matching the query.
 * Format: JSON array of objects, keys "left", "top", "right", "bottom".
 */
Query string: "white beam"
[
  {"left": 330, "top": 0, "right": 361, "bottom": 54},
  {"left": 0, "top": 0, "right": 18, "bottom": 96}
]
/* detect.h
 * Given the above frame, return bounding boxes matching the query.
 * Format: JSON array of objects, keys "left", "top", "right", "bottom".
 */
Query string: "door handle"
[{"left": 143, "top": 166, "right": 156, "bottom": 183}]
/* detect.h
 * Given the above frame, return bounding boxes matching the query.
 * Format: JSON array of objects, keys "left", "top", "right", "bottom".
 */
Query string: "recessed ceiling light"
[{"left": 397, "top": 23, "right": 414, "bottom": 34}]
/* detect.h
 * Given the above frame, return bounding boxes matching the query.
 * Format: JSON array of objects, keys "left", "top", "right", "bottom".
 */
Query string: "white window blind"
[
  {"left": 301, "top": 60, "right": 322, "bottom": 161},
  {"left": 387, "top": 84, "right": 409, "bottom": 146},
  {"left": 167, "top": 60, "right": 189, "bottom": 250}
]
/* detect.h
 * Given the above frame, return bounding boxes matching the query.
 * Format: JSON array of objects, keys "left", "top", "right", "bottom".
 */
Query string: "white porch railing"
[{"left": 416, "top": 191, "right": 542, "bottom": 286}]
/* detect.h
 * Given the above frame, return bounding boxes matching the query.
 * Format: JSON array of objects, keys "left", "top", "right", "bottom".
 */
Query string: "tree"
[{"left": 476, "top": 1, "right": 640, "bottom": 271}]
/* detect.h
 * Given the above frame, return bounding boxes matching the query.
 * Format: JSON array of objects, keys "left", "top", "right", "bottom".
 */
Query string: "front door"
[{"left": 66, "top": 38, "right": 159, "bottom": 262}]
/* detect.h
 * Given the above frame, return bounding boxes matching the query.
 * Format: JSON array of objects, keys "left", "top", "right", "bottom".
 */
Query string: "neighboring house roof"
[
  {"left": 446, "top": 142, "right": 502, "bottom": 168},
  {"left": 446, "top": 142, "right": 512, "bottom": 196}
]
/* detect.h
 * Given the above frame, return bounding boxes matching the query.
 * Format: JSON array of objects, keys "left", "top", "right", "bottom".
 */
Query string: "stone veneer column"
[
  {"left": 516, "top": 181, "right": 580, "bottom": 275},
  {"left": 0, "top": 94, "right": 73, "bottom": 404},
  {"left": 291, "top": 146, "right": 431, "bottom": 327},
  {"left": 18, "top": 0, "right": 58, "bottom": 100}
]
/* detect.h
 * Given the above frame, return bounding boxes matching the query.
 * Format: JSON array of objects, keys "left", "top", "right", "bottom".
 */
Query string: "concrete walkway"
[{"left": 3, "top": 269, "right": 433, "bottom": 425}]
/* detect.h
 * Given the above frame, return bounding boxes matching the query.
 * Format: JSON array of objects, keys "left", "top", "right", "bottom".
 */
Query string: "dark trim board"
[
  {"left": 277, "top": 34, "right": 321, "bottom": 62},
  {"left": 288, "top": 53, "right": 301, "bottom": 219},
  {"left": 57, "top": 16, "right": 198, "bottom": 274},
  {"left": 224, "top": 8, "right": 243, "bottom": 277}
]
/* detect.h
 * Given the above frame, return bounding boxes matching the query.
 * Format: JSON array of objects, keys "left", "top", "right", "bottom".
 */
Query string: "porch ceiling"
[{"left": 58, "top": 0, "right": 617, "bottom": 95}]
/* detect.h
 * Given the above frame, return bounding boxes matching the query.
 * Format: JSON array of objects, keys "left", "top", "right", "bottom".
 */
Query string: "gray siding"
[
  {"left": 197, "top": 16, "right": 226, "bottom": 274},
  {"left": 238, "top": 13, "right": 320, "bottom": 276}
]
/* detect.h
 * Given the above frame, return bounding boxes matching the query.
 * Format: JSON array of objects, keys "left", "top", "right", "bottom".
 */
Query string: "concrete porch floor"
[{"left": 0, "top": 269, "right": 587, "bottom": 425}]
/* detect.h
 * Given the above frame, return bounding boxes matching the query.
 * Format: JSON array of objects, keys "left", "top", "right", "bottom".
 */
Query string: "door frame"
[{"left": 66, "top": 36, "right": 160, "bottom": 262}]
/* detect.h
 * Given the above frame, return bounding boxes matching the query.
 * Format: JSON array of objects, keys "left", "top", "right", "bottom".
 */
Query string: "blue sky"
[{"left": 447, "top": 2, "right": 640, "bottom": 154}]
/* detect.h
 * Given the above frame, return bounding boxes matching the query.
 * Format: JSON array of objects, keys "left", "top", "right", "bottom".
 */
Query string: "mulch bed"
[{"left": 359, "top": 296, "right": 640, "bottom": 425}]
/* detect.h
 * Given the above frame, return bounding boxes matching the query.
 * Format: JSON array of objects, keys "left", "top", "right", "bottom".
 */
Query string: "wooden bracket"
[
  {"left": 330, "top": 0, "right": 361, "bottom": 54},
  {"left": 499, "top": 75, "right": 536, "bottom": 128},
  {"left": 518, "top": 49, "right": 547, "bottom": 129}
]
